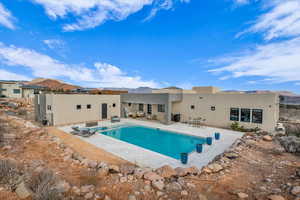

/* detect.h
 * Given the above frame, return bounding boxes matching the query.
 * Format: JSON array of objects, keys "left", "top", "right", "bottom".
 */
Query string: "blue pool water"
[{"left": 95, "top": 125, "right": 206, "bottom": 160}]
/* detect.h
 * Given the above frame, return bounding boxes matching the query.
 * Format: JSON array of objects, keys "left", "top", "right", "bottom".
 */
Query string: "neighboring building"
[
  {"left": 0, "top": 81, "right": 23, "bottom": 98},
  {"left": 35, "top": 94, "right": 120, "bottom": 126},
  {"left": 71, "top": 88, "right": 128, "bottom": 95},
  {"left": 121, "top": 86, "right": 279, "bottom": 132},
  {"left": 0, "top": 81, "right": 46, "bottom": 99},
  {"left": 21, "top": 85, "right": 46, "bottom": 98},
  {"left": 280, "top": 95, "right": 300, "bottom": 105}
]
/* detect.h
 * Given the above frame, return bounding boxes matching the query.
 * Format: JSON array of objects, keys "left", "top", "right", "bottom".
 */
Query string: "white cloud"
[
  {"left": 43, "top": 39, "right": 65, "bottom": 49},
  {"left": 0, "top": 42, "right": 159, "bottom": 88},
  {"left": 0, "top": 42, "right": 94, "bottom": 82},
  {"left": 240, "top": 0, "right": 300, "bottom": 40},
  {"left": 30, "top": 0, "right": 189, "bottom": 31},
  {"left": 234, "top": 0, "right": 250, "bottom": 5},
  {"left": 0, "top": 69, "right": 30, "bottom": 81},
  {"left": 93, "top": 62, "right": 159, "bottom": 88},
  {"left": 0, "top": 3, "right": 16, "bottom": 29},
  {"left": 209, "top": 37, "right": 300, "bottom": 83},
  {"left": 144, "top": 0, "right": 173, "bottom": 21}
]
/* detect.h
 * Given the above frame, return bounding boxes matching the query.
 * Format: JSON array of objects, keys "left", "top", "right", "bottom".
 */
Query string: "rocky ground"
[{"left": 0, "top": 100, "right": 299, "bottom": 200}]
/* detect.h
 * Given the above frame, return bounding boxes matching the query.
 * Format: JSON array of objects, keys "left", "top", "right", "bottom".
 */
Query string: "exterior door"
[
  {"left": 147, "top": 104, "right": 152, "bottom": 114},
  {"left": 101, "top": 103, "right": 108, "bottom": 119}
]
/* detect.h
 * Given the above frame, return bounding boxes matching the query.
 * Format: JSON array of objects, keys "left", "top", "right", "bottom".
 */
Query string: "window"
[
  {"left": 47, "top": 105, "right": 51, "bottom": 110},
  {"left": 139, "top": 104, "right": 144, "bottom": 112},
  {"left": 230, "top": 108, "right": 239, "bottom": 121},
  {"left": 128, "top": 103, "right": 132, "bottom": 107},
  {"left": 211, "top": 106, "right": 216, "bottom": 111},
  {"left": 112, "top": 103, "right": 116, "bottom": 108},
  {"left": 0, "top": 88, "right": 6, "bottom": 91},
  {"left": 241, "top": 108, "right": 251, "bottom": 122},
  {"left": 158, "top": 104, "right": 165, "bottom": 113},
  {"left": 76, "top": 105, "right": 81, "bottom": 110},
  {"left": 252, "top": 109, "right": 263, "bottom": 124},
  {"left": 191, "top": 105, "right": 195, "bottom": 110},
  {"left": 87, "top": 104, "right": 91, "bottom": 109},
  {"left": 147, "top": 104, "right": 152, "bottom": 114},
  {"left": 13, "top": 89, "right": 20, "bottom": 94}
]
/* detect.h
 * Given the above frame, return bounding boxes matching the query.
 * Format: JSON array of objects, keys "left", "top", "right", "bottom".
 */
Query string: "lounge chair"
[
  {"left": 111, "top": 116, "right": 120, "bottom": 123},
  {"left": 71, "top": 127, "right": 96, "bottom": 137}
]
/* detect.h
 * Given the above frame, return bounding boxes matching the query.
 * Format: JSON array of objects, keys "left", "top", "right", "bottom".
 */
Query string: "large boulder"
[
  {"left": 174, "top": 167, "right": 189, "bottom": 177},
  {"left": 207, "top": 163, "right": 223, "bottom": 173},
  {"left": 267, "top": 195, "right": 286, "bottom": 200},
  {"left": 165, "top": 182, "right": 182, "bottom": 191},
  {"left": 120, "top": 164, "right": 135, "bottom": 175},
  {"left": 278, "top": 136, "right": 300, "bottom": 153},
  {"left": 151, "top": 180, "right": 164, "bottom": 190},
  {"left": 15, "top": 182, "right": 32, "bottom": 199},
  {"left": 291, "top": 186, "right": 300, "bottom": 196},
  {"left": 143, "top": 172, "right": 164, "bottom": 182},
  {"left": 263, "top": 135, "right": 273, "bottom": 141},
  {"left": 155, "top": 165, "right": 176, "bottom": 178},
  {"left": 186, "top": 166, "right": 200, "bottom": 175}
]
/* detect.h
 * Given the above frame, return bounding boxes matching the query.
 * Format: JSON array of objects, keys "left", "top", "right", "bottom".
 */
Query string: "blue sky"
[{"left": 0, "top": 0, "right": 299, "bottom": 93}]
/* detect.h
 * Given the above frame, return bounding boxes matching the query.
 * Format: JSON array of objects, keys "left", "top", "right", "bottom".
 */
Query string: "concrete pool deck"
[{"left": 59, "top": 119, "right": 244, "bottom": 169}]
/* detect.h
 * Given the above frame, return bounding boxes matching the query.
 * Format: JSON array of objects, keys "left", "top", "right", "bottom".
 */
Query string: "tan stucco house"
[{"left": 34, "top": 86, "right": 280, "bottom": 132}]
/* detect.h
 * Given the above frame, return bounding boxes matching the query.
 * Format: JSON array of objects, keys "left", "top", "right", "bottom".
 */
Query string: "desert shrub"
[
  {"left": 17, "top": 109, "right": 27, "bottom": 116},
  {"left": 0, "top": 159, "right": 22, "bottom": 189},
  {"left": 79, "top": 169, "right": 99, "bottom": 186},
  {"left": 230, "top": 122, "right": 247, "bottom": 132},
  {"left": 230, "top": 122, "right": 260, "bottom": 132},
  {"left": 27, "top": 169, "right": 62, "bottom": 200},
  {"left": 284, "top": 123, "right": 300, "bottom": 137}
]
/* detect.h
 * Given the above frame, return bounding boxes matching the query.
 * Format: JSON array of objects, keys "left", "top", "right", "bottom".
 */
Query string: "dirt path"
[{"left": 47, "top": 127, "right": 128, "bottom": 165}]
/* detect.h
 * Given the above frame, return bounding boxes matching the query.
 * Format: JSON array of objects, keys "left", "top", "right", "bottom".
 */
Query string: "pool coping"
[{"left": 59, "top": 119, "right": 244, "bottom": 169}]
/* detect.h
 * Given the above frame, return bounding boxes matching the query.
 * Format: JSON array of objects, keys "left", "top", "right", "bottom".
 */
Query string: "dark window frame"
[
  {"left": 191, "top": 105, "right": 195, "bottom": 110},
  {"left": 112, "top": 103, "right": 116, "bottom": 108},
  {"left": 252, "top": 109, "right": 263, "bottom": 124},
  {"left": 128, "top": 103, "right": 132, "bottom": 107},
  {"left": 47, "top": 105, "right": 51, "bottom": 110},
  {"left": 13, "top": 89, "right": 21, "bottom": 94},
  {"left": 147, "top": 104, "right": 152, "bottom": 114},
  {"left": 87, "top": 104, "right": 91, "bottom": 109},
  {"left": 211, "top": 106, "right": 216, "bottom": 111},
  {"left": 241, "top": 108, "right": 251, "bottom": 123},
  {"left": 158, "top": 104, "right": 165, "bottom": 113},
  {"left": 76, "top": 105, "right": 82, "bottom": 110},
  {"left": 230, "top": 108, "right": 239, "bottom": 121}
]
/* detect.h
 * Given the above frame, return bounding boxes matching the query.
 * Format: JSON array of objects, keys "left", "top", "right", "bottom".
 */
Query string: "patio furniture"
[
  {"left": 71, "top": 127, "right": 96, "bottom": 137},
  {"left": 111, "top": 116, "right": 120, "bottom": 123}
]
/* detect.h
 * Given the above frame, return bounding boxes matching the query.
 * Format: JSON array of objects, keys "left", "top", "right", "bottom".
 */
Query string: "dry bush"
[
  {"left": 27, "top": 169, "right": 62, "bottom": 200},
  {"left": 284, "top": 123, "right": 300, "bottom": 137},
  {"left": 79, "top": 169, "right": 99, "bottom": 186},
  {"left": 0, "top": 159, "right": 22, "bottom": 189},
  {"left": 17, "top": 109, "right": 27, "bottom": 116}
]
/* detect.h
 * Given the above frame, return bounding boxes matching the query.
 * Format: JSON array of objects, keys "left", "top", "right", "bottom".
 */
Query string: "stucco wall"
[
  {"left": 172, "top": 93, "right": 279, "bottom": 132},
  {"left": 41, "top": 94, "right": 120, "bottom": 126},
  {"left": 22, "top": 88, "right": 35, "bottom": 98}
]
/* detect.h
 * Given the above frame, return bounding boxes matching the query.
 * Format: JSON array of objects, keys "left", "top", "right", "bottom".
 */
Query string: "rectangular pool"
[{"left": 94, "top": 125, "right": 206, "bottom": 160}]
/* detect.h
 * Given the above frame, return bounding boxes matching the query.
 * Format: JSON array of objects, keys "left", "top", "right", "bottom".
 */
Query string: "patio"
[{"left": 58, "top": 119, "right": 244, "bottom": 169}]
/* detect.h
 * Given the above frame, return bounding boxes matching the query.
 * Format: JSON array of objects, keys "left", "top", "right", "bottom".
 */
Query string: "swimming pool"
[{"left": 94, "top": 125, "right": 206, "bottom": 160}]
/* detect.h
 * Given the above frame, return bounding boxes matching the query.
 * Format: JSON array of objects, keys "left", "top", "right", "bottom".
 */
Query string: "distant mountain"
[
  {"left": 102, "top": 87, "right": 155, "bottom": 93},
  {"left": 25, "top": 78, "right": 80, "bottom": 91}
]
